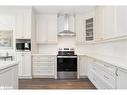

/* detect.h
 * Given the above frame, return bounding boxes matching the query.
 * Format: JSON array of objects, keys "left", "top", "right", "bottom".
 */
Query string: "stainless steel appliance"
[
  {"left": 57, "top": 48, "right": 77, "bottom": 79},
  {"left": 16, "top": 39, "right": 31, "bottom": 51},
  {"left": 57, "top": 14, "right": 76, "bottom": 36}
]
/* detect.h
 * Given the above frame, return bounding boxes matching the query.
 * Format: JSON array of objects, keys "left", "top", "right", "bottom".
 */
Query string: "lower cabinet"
[
  {"left": 16, "top": 52, "right": 31, "bottom": 79},
  {"left": 116, "top": 68, "right": 127, "bottom": 89},
  {"left": 78, "top": 56, "right": 88, "bottom": 78},
  {"left": 88, "top": 57, "right": 117, "bottom": 89},
  {"left": 0, "top": 65, "right": 18, "bottom": 89},
  {"left": 32, "top": 55, "right": 57, "bottom": 79}
]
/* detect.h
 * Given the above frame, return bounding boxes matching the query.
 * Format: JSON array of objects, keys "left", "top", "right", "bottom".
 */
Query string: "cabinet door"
[
  {"left": 15, "top": 14, "right": 24, "bottom": 39},
  {"left": 95, "top": 7, "right": 103, "bottom": 41},
  {"left": 79, "top": 56, "right": 88, "bottom": 77},
  {"left": 116, "top": 6, "right": 127, "bottom": 37},
  {"left": 47, "top": 15, "right": 57, "bottom": 43},
  {"left": 16, "top": 53, "right": 23, "bottom": 77},
  {"left": 84, "top": 12, "right": 95, "bottom": 43},
  {"left": 75, "top": 14, "right": 84, "bottom": 44},
  {"left": 23, "top": 11, "right": 31, "bottom": 39},
  {"left": 22, "top": 53, "right": 31, "bottom": 77},
  {"left": 36, "top": 15, "right": 48, "bottom": 43},
  {"left": 117, "top": 68, "right": 127, "bottom": 89},
  {"left": 103, "top": 7, "right": 115, "bottom": 39}
]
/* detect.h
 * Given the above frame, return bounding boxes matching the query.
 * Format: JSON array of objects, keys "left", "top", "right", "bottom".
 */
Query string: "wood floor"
[{"left": 19, "top": 78, "right": 96, "bottom": 89}]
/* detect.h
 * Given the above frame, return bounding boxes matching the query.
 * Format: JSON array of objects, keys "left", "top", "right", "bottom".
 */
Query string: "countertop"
[
  {"left": 77, "top": 53, "right": 127, "bottom": 70},
  {"left": 32, "top": 53, "right": 57, "bottom": 56},
  {"left": 32, "top": 53, "right": 127, "bottom": 70},
  {"left": 0, "top": 61, "right": 18, "bottom": 71}
]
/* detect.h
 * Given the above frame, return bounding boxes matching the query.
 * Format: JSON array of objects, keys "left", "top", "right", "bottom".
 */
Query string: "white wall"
[
  {"left": 38, "top": 44, "right": 57, "bottom": 54},
  {"left": 38, "top": 36, "right": 76, "bottom": 54},
  {"left": 76, "top": 39, "right": 127, "bottom": 59},
  {"left": 75, "top": 44, "right": 94, "bottom": 54},
  {"left": 93, "top": 39, "right": 127, "bottom": 58},
  {"left": 57, "top": 36, "right": 76, "bottom": 48}
]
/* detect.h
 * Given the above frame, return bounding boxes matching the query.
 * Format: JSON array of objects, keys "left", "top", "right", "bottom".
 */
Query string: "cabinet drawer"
[
  {"left": 33, "top": 57, "right": 56, "bottom": 62},
  {"left": 33, "top": 66, "right": 54, "bottom": 70},
  {"left": 33, "top": 61, "right": 54, "bottom": 65},
  {"left": 33, "top": 70, "right": 54, "bottom": 75},
  {"left": 94, "top": 61, "right": 116, "bottom": 76},
  {"left": 89, "top": 69, "right": 113, "bottom": 89},
  {"left": 89, "top": 62, "right": 116, "bottom": 88},
  {"left": 33, "top": 63, "right": 54, "bottom": 67}
]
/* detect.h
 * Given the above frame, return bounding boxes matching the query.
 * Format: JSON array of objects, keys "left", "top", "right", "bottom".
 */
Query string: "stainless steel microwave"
[{"left": 16, "top": 43, "right": 31, "bottom": 51}]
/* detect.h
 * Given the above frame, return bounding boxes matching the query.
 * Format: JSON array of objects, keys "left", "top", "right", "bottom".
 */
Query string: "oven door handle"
[{"left": 57, "top": 56, "right": 77, "bottom": 58}]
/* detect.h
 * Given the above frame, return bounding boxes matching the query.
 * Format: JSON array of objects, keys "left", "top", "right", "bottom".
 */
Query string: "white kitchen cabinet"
[
  {"left": 75, "top": 14, "right": 84, "bottom": 44},
  {"left": 103, "top": 7, "right": 116, "bottom": 39},
  {"left": 78, "top": 56, "right": 88, "bottom": 78},
  {"left": 88, "top": 57, "right": 116, "bottom": 89},
  {"left": 36, "top": 14, "right": 57, "bottom": 44},
  {"left": 32, "top": 55, "right": 57, "bottom": 78},
  {"left": 16, "top": 52, "right": 31, "bottom": 79},
  {"left": 15, "top": 9, "right": 31, "bottom": 39},
  {"left": 0, "top": 65, "right": 18, "bottom": 89},
  {"left": 115, "top": 7, "right": 127, "bottom": 37},
  {"left": 95, "top": 7, "right": 103, "bottom": 41},
  {"left": 95, "top": 7, "right": 115, "bottom": 40},
  {"left": 116, "top": 68, "right": 127, "bottom": 89},
  {"left": 75, "top": 11, "right": 95, "bottom": 44},
  {"left": 95, "top": 6, "right": 127, "bottom": 41},
  {"left": 84, "top": 12, "right": 95, "bottom": 43}
]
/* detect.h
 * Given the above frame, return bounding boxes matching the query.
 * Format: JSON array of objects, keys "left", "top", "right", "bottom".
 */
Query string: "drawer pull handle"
[
  {"left": 104, "top": 64, "right": 110, "bottom": 68},
  {"left": 104, "top": 75, "right": 109, "bottom": 79}
]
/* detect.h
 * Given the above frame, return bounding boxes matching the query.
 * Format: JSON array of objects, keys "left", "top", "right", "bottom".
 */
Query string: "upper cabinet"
[
  {"left": 95, "top": 6, "right": 127, "bottom": 41},
  {"left": 75, "top": 11, "right": 95, "bottom": 44},
  {"left": 115, "top": 7, "right": 127, "bottom": 37},
  {"left": 15, "top": 8, "right": 32, "bottom": 39},
  {"left": 84, "top": 12, "right": 95, "bottom": 43},
  {"left": 75, "top": 14, "right": 84, "bottom": 44},
  {"left": 36, "top": 14, "right": 57, "bottom": 44},
  {"left": 95, "top": 6, "right": 115, "bottom": 40}
]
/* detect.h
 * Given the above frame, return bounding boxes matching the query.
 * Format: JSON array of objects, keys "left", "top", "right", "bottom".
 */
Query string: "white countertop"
[
  {"left": 78, "top": 53, "right": 127, "bottom": 70},
  {"left": 0, "top": 61, "right": 18, "bottom": 71},
  {"left": 32, "top": 53, "right": 57, "bottom": 56}
]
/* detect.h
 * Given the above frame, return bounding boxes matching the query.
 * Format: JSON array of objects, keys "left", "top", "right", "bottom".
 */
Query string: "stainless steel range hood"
[{"left": 58, "top": 14, "right": 75, "bottom": 36}]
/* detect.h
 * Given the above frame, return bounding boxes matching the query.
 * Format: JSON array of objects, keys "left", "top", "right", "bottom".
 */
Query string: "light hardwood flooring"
[{"left": 19, "top": 78, "right": 96, "bottom": 89}]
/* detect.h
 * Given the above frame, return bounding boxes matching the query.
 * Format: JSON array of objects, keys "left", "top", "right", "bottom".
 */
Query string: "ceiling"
[{"left": 33, "top": 6, "right": 96, "bottom": 14}]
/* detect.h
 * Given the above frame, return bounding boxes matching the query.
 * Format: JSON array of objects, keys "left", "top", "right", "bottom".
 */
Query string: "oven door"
[{"left": 57, "top": 56, "right": 77, "bottom": 79}]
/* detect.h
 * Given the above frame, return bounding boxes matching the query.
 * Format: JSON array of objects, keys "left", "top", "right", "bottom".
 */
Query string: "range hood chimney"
[{"left": 58, "top": 14, "right": 75, "bottom": 36}]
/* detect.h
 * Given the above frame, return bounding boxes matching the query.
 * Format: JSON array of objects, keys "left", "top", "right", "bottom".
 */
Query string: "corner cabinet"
[
  {"left": 16, "top": 52, "right": 32, "bottom": 79},
  {"left": 36, "top": 14, "right": 57, "bottom": 44}
]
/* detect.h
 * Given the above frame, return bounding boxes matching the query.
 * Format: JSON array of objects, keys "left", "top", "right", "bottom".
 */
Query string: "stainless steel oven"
[{"left": 57, "top": 48, "right": 77, "bottom": 79}]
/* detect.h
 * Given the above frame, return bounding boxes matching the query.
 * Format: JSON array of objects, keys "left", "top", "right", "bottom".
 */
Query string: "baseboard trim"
[
  {"left": 79, "top": 75, "right": 88, "bottom": 78},
  {"left": 19, "top": 76, "right": 32, "bottom": 79},
  {"left": 32, "top": 75, "right": 55, "bottom": 78}
]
